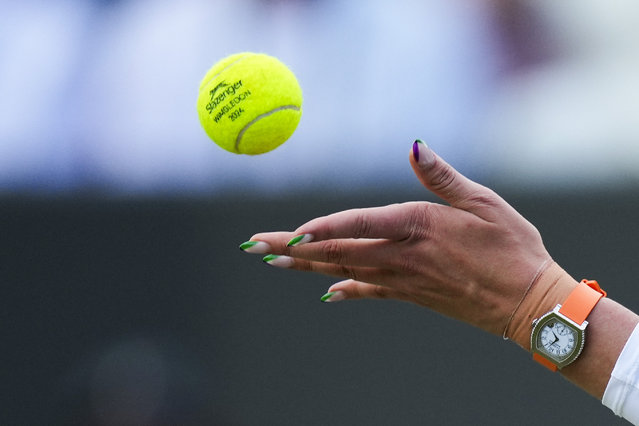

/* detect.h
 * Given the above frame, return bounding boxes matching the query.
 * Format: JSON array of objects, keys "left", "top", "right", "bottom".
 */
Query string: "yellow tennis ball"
[{"left": 197, "top": 52, "right": 303, "bottom": 155}]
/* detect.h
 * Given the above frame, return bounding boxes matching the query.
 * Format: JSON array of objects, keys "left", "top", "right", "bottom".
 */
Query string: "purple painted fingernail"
[
  {"left": 412, "top": 139, "right": 435, "bottom": 167},
  {"left": 412, "top": 140, "right": 421, "bottom": 162}
]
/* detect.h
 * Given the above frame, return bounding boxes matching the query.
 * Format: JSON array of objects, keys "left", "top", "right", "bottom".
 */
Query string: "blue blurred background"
[
  {"left": 3, "top": 0, "right": 638, "bottom": 195},
  {"left": 3, "top": 1, "right": 639, "bottom": 425}
]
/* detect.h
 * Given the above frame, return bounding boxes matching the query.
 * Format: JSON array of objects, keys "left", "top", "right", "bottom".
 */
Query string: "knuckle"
[
  {"left": 465, "top": 189, "right": 502, "bottom": 210},
  {"left": 396, "top": 255, "right": 418, "bottom": 274},
  {"left": 339, "top": 265, "right": 359, "bottom": 281},
  {"left": 297, "top": 259, "right": 314, "bottom": 272},
  {"left": 322, "top": 239, "right": 345, "bottom": 264},
  {"left": 401, "top": 203, "right": 434, "bottom": 241},
  {"left": 348, "top": 281, "right": 364, "bottom": 298},
  {"left": 374, "top": 285, "right": 390, "bottom": 299},
  {"left": 428, "top": 163, "right": 457, "bottom": 194},
  {"left": 352, "top": 211, "right": 373, "bottom": 239}
]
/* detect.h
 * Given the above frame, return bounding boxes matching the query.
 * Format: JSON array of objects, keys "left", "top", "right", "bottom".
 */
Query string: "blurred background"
[{"left": 2, "top": 0, "right": 639, "bottom": 424}]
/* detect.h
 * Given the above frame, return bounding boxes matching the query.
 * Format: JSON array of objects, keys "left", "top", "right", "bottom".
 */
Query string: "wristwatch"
[{"left": 531, "top": 279, "right": 607, "bottom": 371}]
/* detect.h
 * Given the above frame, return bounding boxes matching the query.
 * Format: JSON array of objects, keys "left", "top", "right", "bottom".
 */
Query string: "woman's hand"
[{"left": 241, "top": 140, "right": 551, "bottom": 336}]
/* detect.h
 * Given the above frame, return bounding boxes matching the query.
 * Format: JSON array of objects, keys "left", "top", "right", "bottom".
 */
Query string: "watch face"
[
  {"left": 538, "top": 321, "right": 577, "bottom": 358},
  {"left": 531, "top": 306, "right": 586, "bottom": 369}
]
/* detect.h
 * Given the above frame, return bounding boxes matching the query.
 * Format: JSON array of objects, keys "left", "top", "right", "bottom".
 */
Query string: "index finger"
[{"left": 288, "top": 202, "right": 428, "bottom": 244}]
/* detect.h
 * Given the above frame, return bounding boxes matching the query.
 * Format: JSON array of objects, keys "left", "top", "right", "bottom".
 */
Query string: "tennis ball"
[{"left": 197, "top": 52, "right": 303, "bottom": 155}]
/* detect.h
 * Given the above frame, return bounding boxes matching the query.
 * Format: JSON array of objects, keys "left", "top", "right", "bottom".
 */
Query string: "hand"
[{"left": 242, "top": 141, "right": 552, "bottom": 336}]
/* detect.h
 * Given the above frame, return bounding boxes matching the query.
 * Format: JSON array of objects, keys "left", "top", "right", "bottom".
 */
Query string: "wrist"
[{"left": 508, "top": 262, "right": 579, "bottom": 350}]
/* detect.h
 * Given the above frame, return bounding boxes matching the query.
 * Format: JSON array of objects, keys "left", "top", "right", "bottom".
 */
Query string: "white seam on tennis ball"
[
  {"left": 199, "top": 54, "right": 251, "bottom": 93},
  {"left": 235, "top": 105, "right": 301, "bottom": 152}
]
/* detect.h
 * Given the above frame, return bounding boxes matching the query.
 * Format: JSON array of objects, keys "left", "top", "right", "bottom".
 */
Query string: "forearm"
[{"left": 562, "top": 298, "right": 638, "bottom": 399}]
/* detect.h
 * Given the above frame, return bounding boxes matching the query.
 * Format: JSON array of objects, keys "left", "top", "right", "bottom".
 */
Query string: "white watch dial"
[
  {"left": 531, "top": 304, "right": 588, "bottom": 369},
  {"left": 539, "top": 320, "right": 577, "bottom": 358}
]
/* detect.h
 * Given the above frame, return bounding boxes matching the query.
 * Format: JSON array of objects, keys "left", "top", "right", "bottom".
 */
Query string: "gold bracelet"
[{"left": 502, "top": 258, "right": 553, "bottom": 340}]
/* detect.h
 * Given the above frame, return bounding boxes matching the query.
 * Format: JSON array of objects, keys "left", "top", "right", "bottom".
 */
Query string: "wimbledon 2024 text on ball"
[{"left": 197, "top": 52, "right": 303, "bottom": 155}]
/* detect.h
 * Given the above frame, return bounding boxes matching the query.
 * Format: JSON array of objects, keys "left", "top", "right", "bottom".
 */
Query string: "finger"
[
  {"left": 262, "top": 254, "right": 395, "bottom": 285},
  {"left": 243, "top": 233, "right": 394, "bottom": 268},
  {"left": 320, "top": 279, "right": 416, "bottom": 304},
  {"left": 248, "top": 234, "right": 418, "bottom": 271},
  {"left": 410, "top": 140, "right": 508, "bottom": 220},
  {"left": 286, "top": 238, "right": 399, "bottom": 268},
  {"left": 289, "top": 202, "right": 428, "bottom": 243},
  {"left": 244, "top": 203, "right": 427, "bottom": 255},
  {"left": 243, "top": 230, "right": 394, "bottom": 265},
  {"left": 240, "top": 231, "right": 295, "bottom": 254}
]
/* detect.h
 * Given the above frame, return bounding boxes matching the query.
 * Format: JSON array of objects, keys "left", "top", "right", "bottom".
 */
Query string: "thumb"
[{"left": 409, "top": 140, "right": 506, "bottom": 218}]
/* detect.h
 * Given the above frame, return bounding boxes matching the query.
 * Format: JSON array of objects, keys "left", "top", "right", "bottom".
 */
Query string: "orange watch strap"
[
  {"left": 558, "top": 279, "right": 607, "bottom": 324},
  {"left": 533, "top": 279, "right": 606, "bottom": 372},
  {"left": 533, "top": 352, "right": 559, "bottom": 371}
]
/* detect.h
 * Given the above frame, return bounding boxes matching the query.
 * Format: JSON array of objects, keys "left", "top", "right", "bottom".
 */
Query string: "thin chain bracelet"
[{"left": 502, "top": 258, "right": 553, "bottom": 340}]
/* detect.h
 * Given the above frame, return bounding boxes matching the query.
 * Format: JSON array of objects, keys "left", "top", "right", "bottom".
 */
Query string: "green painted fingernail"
[
  {"left": 287, "top": 234, "right": 313, "bottom": 247},
  {"left": 239, "top": 241, "right": 271, "bottom": 254},
  {"left": 320, "top": 291, "right": 347, "bottom": 303},
  {"left": 320, "top": 291, "right": 336, "bottom": 302},
  {"left": 262, "top": 254, "right": 294, "bottom": 268},
  {"left": 239, "top": 241, "right": 257, "bottom": 250}
]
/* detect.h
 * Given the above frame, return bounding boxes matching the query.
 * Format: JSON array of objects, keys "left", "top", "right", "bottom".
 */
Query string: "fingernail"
[
  {"left": 320, "top": 290, "right": 347, "bottom": 303},
  {"left": 263, "top": 254, "right": 295, "bottom": 268},
  {"left": 412, "top": 139, "right": 435, "bottom": 167},
  {"left": 287, "top": 234, "right": 313, "bottom": 247},
  {"left": 239, "top": 241, "right": 271, "bottom": 254}
]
